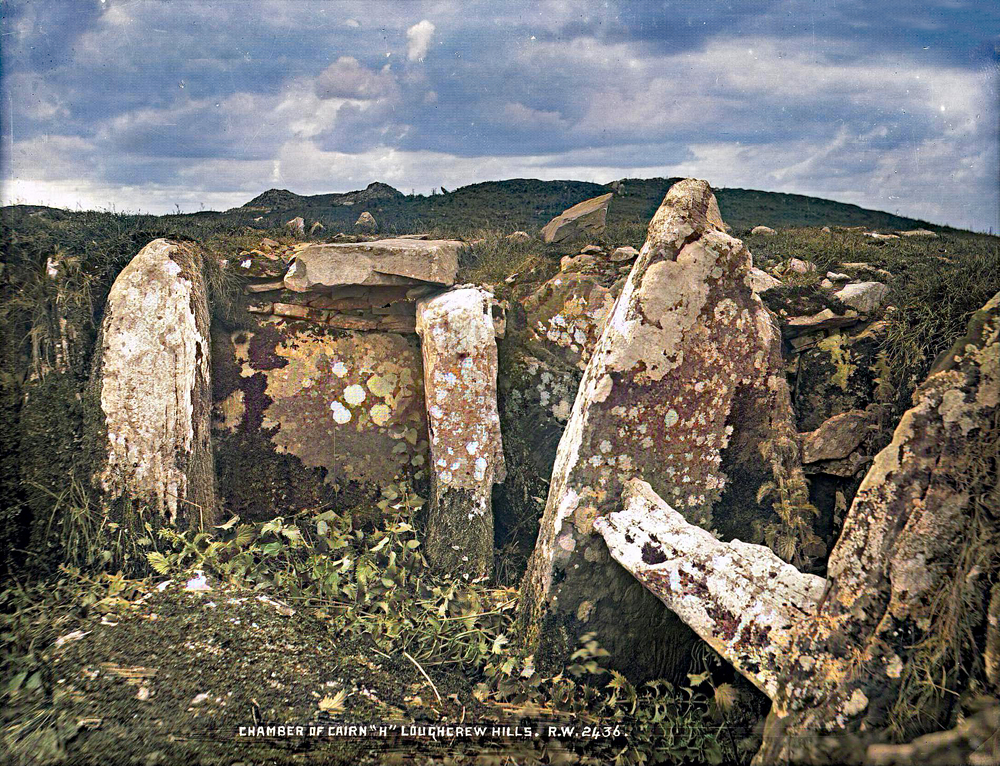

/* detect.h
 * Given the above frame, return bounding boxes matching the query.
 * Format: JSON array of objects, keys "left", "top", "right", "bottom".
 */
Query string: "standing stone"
[
  {"left": 541, "top": 193, "right": 613, "bottom": 244},
  {"left": 355, "top": 211, "right": 378, "bottom": 233},
  {"left": 517, "top": 179, "right": 820, "bottom": 679},
  {"left": 416, "top": 287, "right": 505, "bottom": 579},
  {"left": 284, "top": 216, "right": 305, "bottom": 235},
  {"left": 90, "top": 239, "right": 215, "bottom": 529}
]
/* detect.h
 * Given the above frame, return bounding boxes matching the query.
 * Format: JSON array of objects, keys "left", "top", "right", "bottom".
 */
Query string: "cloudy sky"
[{"left": 2, "top": 0, "right": 998, "bottom": 230}]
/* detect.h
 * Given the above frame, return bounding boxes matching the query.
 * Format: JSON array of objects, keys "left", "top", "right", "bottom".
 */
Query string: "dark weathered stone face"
[{"left": 211, "top": 317, "right": 429, "bottom": 518}]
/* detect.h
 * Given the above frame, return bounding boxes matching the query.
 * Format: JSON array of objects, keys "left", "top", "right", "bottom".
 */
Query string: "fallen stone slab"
[
  {"left": 541, "top": 193, "right": 613, "bottom": 244},
  {"left": 283, "top": 239, "right": 463, "bottom": 292},
  {"left": 783, "top": 308, "right": 860, "bottom": 338}
]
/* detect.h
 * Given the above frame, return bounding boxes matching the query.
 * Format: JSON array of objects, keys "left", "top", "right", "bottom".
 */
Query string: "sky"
[{"left": 1, "top": 0, "right": 998, "bottom": 231}]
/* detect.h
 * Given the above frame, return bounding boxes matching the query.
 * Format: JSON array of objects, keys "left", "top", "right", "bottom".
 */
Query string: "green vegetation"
[
  {"left": 2, "top": 491, "right": 751, "bottom": 765},
  {"left": 2, "top": 180, "right": 998, "bottom": 763}
]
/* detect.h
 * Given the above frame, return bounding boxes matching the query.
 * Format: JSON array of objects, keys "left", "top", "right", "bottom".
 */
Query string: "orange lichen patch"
[{"left": 222, "top": 318, "right": 428, "bottom": 488}]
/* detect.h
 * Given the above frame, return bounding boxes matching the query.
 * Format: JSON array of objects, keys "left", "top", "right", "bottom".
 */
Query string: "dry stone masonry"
[
  {"left": 517, "top": 179, "right": 821, "bottom": 677},
  {"left": 416, "top": 286, "right": 506, "bottom": 579}
]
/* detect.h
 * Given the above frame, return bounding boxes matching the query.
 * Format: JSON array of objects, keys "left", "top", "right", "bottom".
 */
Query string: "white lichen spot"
[
  {"left": 664, "top": 409, "right": 679, "bottom": 428},
  {"left": 474, "top": 457, "right": 488, "bottom": 481},
  {"left": 330, "top": 401, "right": 352, "bottom": 424},
  {"left": 465, "top": 441, "right": 479, "bottom": 455},
  {"left": 331, "top": 361, "right": 348, "bottom": 377},
  {"left": 343, "top": 384, "right": 366, "bottom": 405},
  {"left": 599, "top": 439, "right": 612, "bottom": 453}
]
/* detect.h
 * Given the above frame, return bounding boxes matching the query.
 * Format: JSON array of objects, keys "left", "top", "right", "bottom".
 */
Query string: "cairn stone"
[{"left": 416, "top": 287, "right": 505, "bottom": 579}]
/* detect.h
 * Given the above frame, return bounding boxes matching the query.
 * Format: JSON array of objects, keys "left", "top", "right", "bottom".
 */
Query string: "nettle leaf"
[{"left": 146, "top": 552, "right": 171, "bottom": 575}]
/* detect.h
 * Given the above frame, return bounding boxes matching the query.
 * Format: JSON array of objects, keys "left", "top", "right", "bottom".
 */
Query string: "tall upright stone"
[
  {"left": 89, "top": 239, "right": 216, "bottom": 529},
  {"left": 517, "top": 179, "right": 819, "bottom": 678},
  {"left": 416, "top": 287, "right": 505, "bottom": 579}
]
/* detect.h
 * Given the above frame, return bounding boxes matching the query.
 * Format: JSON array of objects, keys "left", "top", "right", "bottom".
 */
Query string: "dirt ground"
[{"left": 3, "top": 581, "right": 571, "bottom": 766}]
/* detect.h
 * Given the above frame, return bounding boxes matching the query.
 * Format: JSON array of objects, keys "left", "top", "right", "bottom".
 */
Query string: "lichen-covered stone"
[
  {"left": 212, "top": 317, "right": 428, "bottom": 505},
  {"left": 800, "top": 410, "right": 871, "bottom": 464},
  {"left": 517, "top": 179, "right": 819, "bottom": 678},
  {"left": 415, "top": 287, "right": 505, "bottom": 579},
  {"left": 90, "top": 239, "right": 216, "bottom": 528},
  {"left": 793, "top": 323, "right": 885, "bottom": 431},
  {"left": 758, "top": 290, "right": 1000, "bottom": 760}
]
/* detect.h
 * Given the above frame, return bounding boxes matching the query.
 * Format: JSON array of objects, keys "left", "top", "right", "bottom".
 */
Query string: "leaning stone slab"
[
  {"left": 89, "top": 239, "right": 216, "bottom": 528},
  {"left": 595, "top": 479, "right": 827, "bottom": 698},
  {"left": 416, "top": 287, "right": 505, "bottom": 579},
  {"left": 283, "top": 239, "right": 463, "bottom": 292},
  {"left": 517, "top": 179, "right": 820, "bottom": 678},
  {"left": 541, "top": 193, "right": 613, "bottom": 244}
]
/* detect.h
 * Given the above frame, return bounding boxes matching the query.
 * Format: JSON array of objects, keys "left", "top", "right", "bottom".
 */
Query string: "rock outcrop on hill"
[
  {"left": 88, "top": 239, "right": 216, "bottom": 528},
  {"left": 540, "top": 193, "right": 613, "bottom": 244},
  {"left": 517, "top": 179, "right": 822, "bottom": 678}
]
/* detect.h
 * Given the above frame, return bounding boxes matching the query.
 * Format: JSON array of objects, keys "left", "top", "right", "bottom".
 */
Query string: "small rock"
[
  {"left": 748, "top": 267, "right": 782, "bottom": 293},
  {"left": 751, "top": 225, "right": 777, "bottom": 236},
  {"left": 354, "top": 211, "right": 378, "bottom": 233},
  {"left": 826, "top": 271, "right": 851, "bottom": 282},
  {"left": 898, "top": 228, "right": 938, "bottom": 237},
  {"left": 284, "top": 217, "right": 305, "bottom": 235},
  {"left": 834, "top": 281, "right": 889, "bottom": 314},
  {"left": 506, "top": 231, "right": 531, "bottom": 243},
  {"left": 580, "top": 245, "right": 603, "bottom": 255},
  {"left": 820, "top": 279, "right": 834, "bottom": 289},
  {"left": 864, "top": 231, "right": 900, "bottom": 240},
  {"left": 610, "top": 246, "right": 639, "bottom": 262},
  {"left": 309, "top": 221, "right": 325, "bottom": 235},
  {"left": 260, "top": 238, "right": 279, "bottom": 250},
  {"left": 788, "top": 257, "right": 817, "bottom": 274},
  {"left": 801, "top": 410, "right": 871, "bottom": 463},
  {"left": 821, "top": 226, "right": 832, "bottom": 233},
  {"left": 184, "top": 571, "right": 211, "bottom": 592}
]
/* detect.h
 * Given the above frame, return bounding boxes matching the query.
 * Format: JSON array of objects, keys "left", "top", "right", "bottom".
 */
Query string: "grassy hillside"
[{"left": 205, "top": 176, "right": 946, "bottom": 236}]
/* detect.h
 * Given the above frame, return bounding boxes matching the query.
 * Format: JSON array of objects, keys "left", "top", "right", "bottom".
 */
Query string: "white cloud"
[
  {"left": 406, "top": 20, "right": 435, "bottom": 62},
  {"left": 314, "top": 57, "right": 398, "bottom": 101}
]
